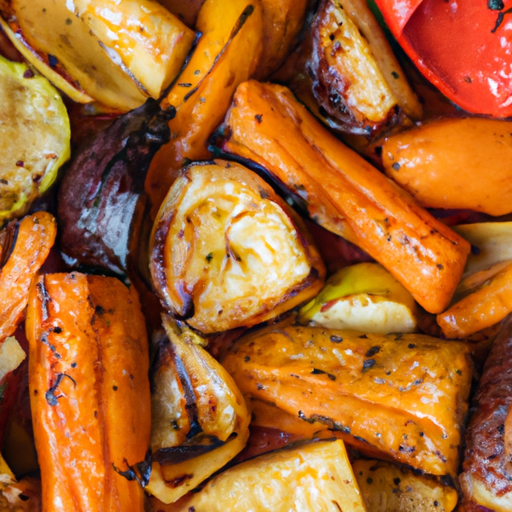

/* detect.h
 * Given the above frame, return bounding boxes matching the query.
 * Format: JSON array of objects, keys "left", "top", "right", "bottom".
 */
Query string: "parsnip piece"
[
  {"left": 299, "top": 263, "right": 418, "bottom": 333},
  {"left": 0, "top": 56, "right": 70, "bottom": 218},
  {"left": 0, "top": 337, "right": 25, "bottom": 382},
  {"left": 150, "top": 160, "right": 325, "bottom": 333},
  {"left": 174, "top": 440, "right": 367, "bottom": 512},
  {"left": 353, "top": 460, "right": 458, "bottom": 512}
]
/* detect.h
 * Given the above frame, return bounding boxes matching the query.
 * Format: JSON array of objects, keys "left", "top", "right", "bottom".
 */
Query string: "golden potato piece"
[
  {"left": 149, "top": 160, "right": 325, "bottom": 333},
  {"left": 175, "top": 440, "right": 367, "bottom": 512}
]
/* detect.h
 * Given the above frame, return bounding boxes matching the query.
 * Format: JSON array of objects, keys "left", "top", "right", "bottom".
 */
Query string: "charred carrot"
[
  {"left": 26, "top": 273, "right": 150, "bottom": 512},
  {"left": 0, "top": 211, "right": 56, "bottom": 341},
  {"left": 219, "top": 80, "right": 470, "bottom": 313}
]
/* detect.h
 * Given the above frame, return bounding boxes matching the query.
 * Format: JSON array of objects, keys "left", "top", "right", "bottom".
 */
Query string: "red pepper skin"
[{"left": 374, "top": 0, "right": 512, "bottom": 117}]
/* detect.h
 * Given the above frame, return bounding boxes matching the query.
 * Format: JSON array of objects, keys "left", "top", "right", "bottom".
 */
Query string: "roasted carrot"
[
  {"left": 219, "top": 80, "right": 470, "bottom": 313},
  {"left": 0, "top": 211, "right": 56, "bottom": 341},
  {"left": 26, "top": 273, "right": 150, "bottom": 512},
  {"left": 145, "top": 0, "right": 263, "bottom": 211}
]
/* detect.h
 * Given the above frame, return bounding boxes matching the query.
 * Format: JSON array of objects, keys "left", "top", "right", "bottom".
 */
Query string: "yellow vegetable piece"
[
  {"left": 223, "top": 325, "right": 473, "bottom": 476},
  {"left": 0, "top": 337, "right": 25, "bottom": 382},
  {"left": 353, "top": 459, "right": 458, "bottom": 512},
  {"left": 0, "top": 56, "right": 70, "bottom": 219},
  {"left": 174, "top": 440, "right": 368, "bottom": 512},
  {"left": 299, "top": 262, "right": 418, "bottom": 334}
]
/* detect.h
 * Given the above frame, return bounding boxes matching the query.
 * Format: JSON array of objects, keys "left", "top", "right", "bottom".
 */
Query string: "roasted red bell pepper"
[{"left": 374, "top": 0, "right": 512, "bottom": 117}]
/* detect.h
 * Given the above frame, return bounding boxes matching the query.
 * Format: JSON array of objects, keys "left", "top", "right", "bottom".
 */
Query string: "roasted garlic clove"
[
  {"left": 150, "top": 160, "right": 325, "bottom": 333},
  {"left": 147, "top": 315, "right": 250, "bottom": 504},
  {"left": 26, "top": 273, "right": 151, "bottom": 512}
]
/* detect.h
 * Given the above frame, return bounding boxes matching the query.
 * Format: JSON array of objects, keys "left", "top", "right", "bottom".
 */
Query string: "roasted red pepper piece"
[{"left": 374, "top": 0, "right": 512, "bottom": 117}]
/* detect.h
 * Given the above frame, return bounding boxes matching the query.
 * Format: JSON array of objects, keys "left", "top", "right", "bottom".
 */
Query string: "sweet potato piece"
[
  {"left": 149, "top": 160, "right": 325, "bottom": 333},
  {"left": 437, "top": 260, "right": 512, "bottom": 339},
  {"left": 146, "top": 316, "right": 250, "bottom": 504},
  {"left": 354, "top": 459, "right": 458, "bottom": 512},
  {"left": 26, "top": 273, "right": 150, "bottom": 512},
  {"left": 219, "top": 81, "right": 470, "bottom": 313},
  {"left": 145, "top": 0, "right": 263, "bottom": 210},
  {"left": 174, "top": 440, "right": 367, "bottom": 512},
  {"left": 460, "top": 315, "right": 512, "bottom": 511},
  {"left": 0, "top": 212, "right": 56, "bottom": 341},
  {"left": 222, "top": 325, "right": 473, "bottom": 476},
  {"left": 382, "top": 118, "right": 512, "bottom": 216}
]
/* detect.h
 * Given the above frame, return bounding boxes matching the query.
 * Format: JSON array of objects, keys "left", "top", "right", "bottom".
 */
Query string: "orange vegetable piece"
[
  {"left": 145, "top": 0, "right": 263, "bottom": 211},
  {"left": 382, "top": 117, "right": 512, "bottom": 216},
  {"left": 437, "top": 261, "right": 512, "bottom": 339},
  {"left": 26, "top": 273, "right": 150, "bottom": 512},
  {"left": 0, "top": 211, "right": 56, "bottom": 341},
  {"left": 220, "top": 80, "right": 470, "bottom": 313}
]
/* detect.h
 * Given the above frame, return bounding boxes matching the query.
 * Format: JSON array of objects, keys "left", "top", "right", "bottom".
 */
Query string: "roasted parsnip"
[
  {"left": 150, "top": 160, "right": 325, "bottom": 333},
  {"left": 1, "top": 0, "right": 194, "bottom": 110},
  {"left": 26, "top": 273, "right": 151, "bottom": 512},
  {"left": 174, "top": 440, "right": 367, "bottom": 512},
  {"left": 145, "top": 0, "right": 263, "bottom": 210},
  {"left": 147, "top": 316, "right": 250, "bottom": 504},
  {"left": 0, "top": 56, "right": 70, "bottom": 219},
  {"left": 219, "top": 80, "right": 470, "bottom": 314},
  {"left": 382, "top": 118, "right": 512, "bottom": 216},
  {"left": 223, "top": 325, "right": 473, "bottom": 476}
]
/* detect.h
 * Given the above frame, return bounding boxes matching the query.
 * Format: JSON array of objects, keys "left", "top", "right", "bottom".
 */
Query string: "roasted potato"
[
  {"left": 174, "top": 439, "right": 367, "bottom": 512},
  {"left": 26, "top": 273, "right": 151, "bottom": 512},
  {"left": 0, "top": 56, "right": 70, "bottom": 219},
  {"left": 218, "top": 80, "right": 470, "bottom": 314},
  {"left": 147, "top": 316, "right": 250, "bottom": 504},
  {"left": 149, "top": 160, "right": 325, "bottom": 333},
  {"left": 223, "top": 325, "right": 473, "bottom": 476},
  {"left": 299, "top": 262, "right": 418, "bottom": 333},
  {"left": 1, "top": 0, "right": 195, "bottom": 110}
]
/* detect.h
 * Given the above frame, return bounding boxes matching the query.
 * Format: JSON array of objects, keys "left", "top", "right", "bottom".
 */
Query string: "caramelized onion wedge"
[
  {"left": 223, "top": 325, "right": 473, "bottom": 476},
  {"left": 26, "top": 273, "right": 150, "bottom": 512},
  {"left": 0, "top": 212, "right": 56, "bottom": 341},
  {"left": 147, "top": 316, "right": 250, "bottom": 504},
  {"left": 150, "top": 160, "right": 325, "bottom": 333}
]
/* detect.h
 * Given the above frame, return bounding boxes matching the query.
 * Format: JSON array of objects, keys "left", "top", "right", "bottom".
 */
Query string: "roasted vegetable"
[
  {"left": 353, "top": 459, "right": 458, "bottom": 512},
  {"left": 299, "top": 262, "right": 418, "bottom": 334},
  {"left": 382, "top": 118, "right": 512, "bottom": 216},
  {"left": 150, "top": 160, "right": 325, "bottom": 333},
  {"left": 305, "top": 0, "right": 421, "bottom": 135},
  {"left": 460, "top": 314, "right": 512, "bottom": 511},
  {"left": 0, "top": 337, "right": 24, "bottom": 382},
  {"left": 0, "top": 212, "right": 56, "bottom": 341},
  {"left": 26, "top": 273, "right": 151, "bottom": 512},
  {"left": 218, "top": 80, "right": 470, "bottom": 314},
  {"left": 437, "top": 261, "right": 512, "bottom": 339},
  {"left": 157, "top": 0, "right": 204, "bottom": 27},
  {"left": 145, "top": 0, "right": 263, "bottom": 210},
  {"left": 1, "top": 0, "right": 195, "bottom": 111},
  {"left": 0, "top": 56, "right": 70, "bottom": 219},
  {"left": 174, "top": 439, "right": 367, "bottom": 512},
  {"left": 147, "top": 316, "right": 250, "bottom": 504},
  {"left": 59, "top": 98, "right": 174, "bottom": 275},
  {"left": 223, "top": 325, "right": 473, "bottom": 476}
]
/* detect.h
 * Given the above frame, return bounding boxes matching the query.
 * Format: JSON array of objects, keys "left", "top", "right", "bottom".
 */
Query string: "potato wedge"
[
  {"left": 4, "top": 0, "right": 194, "bottom": 111},
  {"left": 147, "top": 316, "right": 250, "bottom": 504},
  {"left": 382, "top": 118, "right": 512, "bottom": 216},
  {"left": 150, "top": 160, "right": 325, "bottom": 333},
  {"left": 174, "top": 439, "right": 367, "bottom": 512},
  {"left": 354, "top": 459, "right": 458, "bottom": 512},
  {"left": 299, "top": 263, "right": 418, "bottom": 334},
  {"left": 26, "top": 273, "right": 151, "bottom": 512},
  {"left": 0, "top": 56, "right": 70, "bottom": 218},
  {"left": 146, "top": 0, "right": 263, "bottom": 210},
  {"left": 219, "top": 80, "right": 470, "bottom": 314},
  {"left": 223, "top": 325, "right": 473, "bottom": 476}
]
